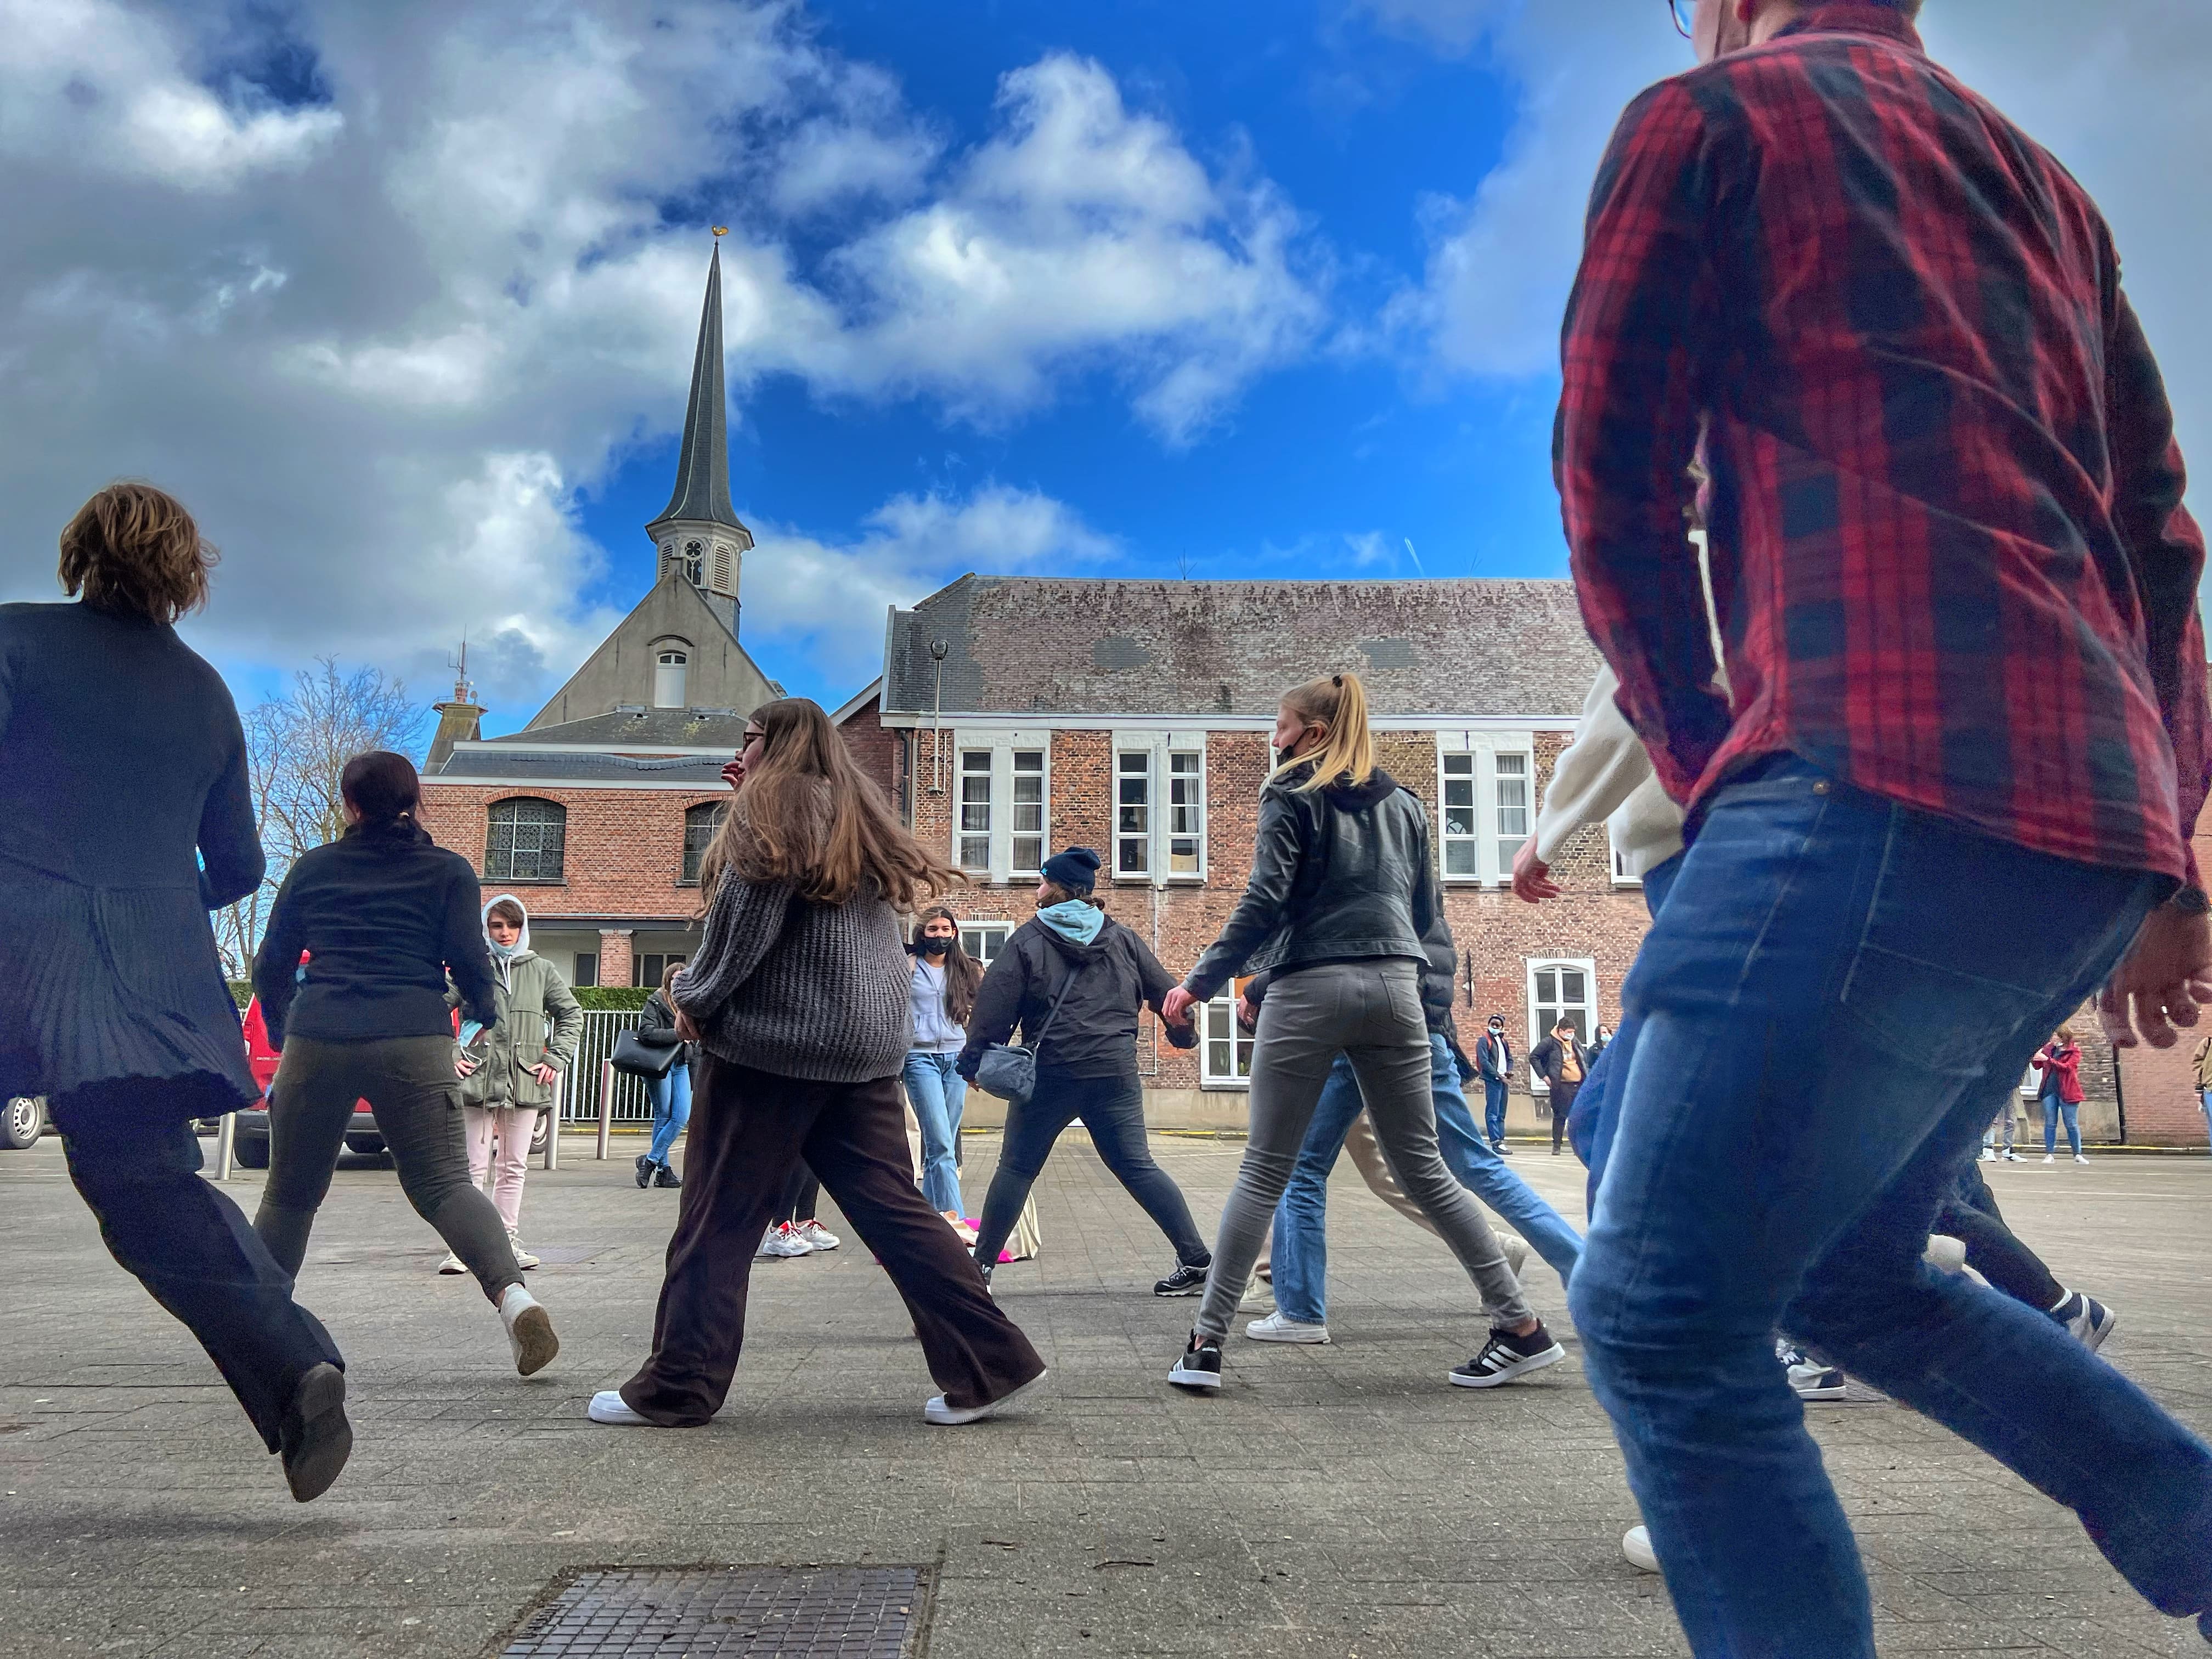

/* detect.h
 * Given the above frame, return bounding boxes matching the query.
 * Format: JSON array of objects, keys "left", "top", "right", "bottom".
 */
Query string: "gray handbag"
[{"left": 972, "top": 954, "right": 1086, "bottom": 1107}]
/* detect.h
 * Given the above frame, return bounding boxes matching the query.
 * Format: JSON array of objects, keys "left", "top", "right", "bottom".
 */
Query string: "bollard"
[
  {"left": 215, "top": 1111, "right": 236, "bottom": 1181},
  {"left": 596, "top": 1058, "right": 614, "bottom": 1160},
  {"left": 544, "top": 1069, "right": 564, "bottom": 1172}
]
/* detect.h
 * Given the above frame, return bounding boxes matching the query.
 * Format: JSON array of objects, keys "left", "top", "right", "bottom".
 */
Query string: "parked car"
[{"left": 2, "top": 1094, "right": 45, "bottom": 1150}]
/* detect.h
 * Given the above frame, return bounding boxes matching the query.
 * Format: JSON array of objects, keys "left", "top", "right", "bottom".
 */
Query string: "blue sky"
[{"left": 2, "top": 1, "right": 2206, "bottom": 733}]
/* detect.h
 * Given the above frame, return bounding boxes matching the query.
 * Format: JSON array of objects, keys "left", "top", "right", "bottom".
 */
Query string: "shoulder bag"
[
  {"left": 972, "top": 950, "right": 1087, "bottom": 1107},
  {"left": 611, "top": 1025, "right": 682, "bottom": 1079}
]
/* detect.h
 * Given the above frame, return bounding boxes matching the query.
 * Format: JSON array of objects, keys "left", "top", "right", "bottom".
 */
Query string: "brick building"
[{"left": 857, "top": 573, "right": 1651, "bottom": 1131}]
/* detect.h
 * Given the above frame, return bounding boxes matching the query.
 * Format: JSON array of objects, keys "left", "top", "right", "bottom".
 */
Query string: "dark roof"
[
  {"left": 478, "top": 709, "right": 749, "bottom": 749},
  {"left": 646, "top": 243, "right": 746, "bottom": 536},
  {"left": 431, "top": 749, "right": 729, "bottom": 786},
  {"left": 883, "top": 577, "right": 1602, "bottom": 719}
]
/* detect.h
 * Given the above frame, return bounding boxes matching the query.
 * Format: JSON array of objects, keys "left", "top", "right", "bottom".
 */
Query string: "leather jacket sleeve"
[
  {"left": 636, "top": 992, "right": 683, "bottom": 1046},
  {"left": 1409, "top": 811, "right": 1457, "bottom": 1030},
  {"left": 1186, "top": 787, "right": 1306, "bottom": 1000}
]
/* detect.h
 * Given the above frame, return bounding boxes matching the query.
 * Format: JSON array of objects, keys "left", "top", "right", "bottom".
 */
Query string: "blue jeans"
[
  {"left": 2202, "top": 1091, "right": 2212, "bottom": 1150},
  {"left": 2041, "top": 1093, "right": 2081, "bottom": 1155},
  {"left": 1567, "top": 850, "right": 1684, "bottom": 1212},
  {"left": 1567, "top": 757, "right": 2209, "bottom": 1656},
  {"left": 901, "top": 1050, "right": 967, "bottom": 1215},
  {"left": 1271, "top": 1034, "right": 1584, "bottom": 1323},
  {"left": 1481, "top": 1076, "right": 1509, "bottom": 1146},
  {"left": 645, "top": 1060, "right": 692, "bottom": 1168}
]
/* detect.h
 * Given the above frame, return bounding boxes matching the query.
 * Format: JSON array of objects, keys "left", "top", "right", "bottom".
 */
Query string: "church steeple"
[{"left": 647, "top": 235, "right": 753, "bottom": 637}]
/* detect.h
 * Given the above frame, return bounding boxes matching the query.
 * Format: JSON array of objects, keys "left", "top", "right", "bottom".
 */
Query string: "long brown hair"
[
  {"left": 1272, "top": 672, "right": 1375, "bottom": 793},
  {"left": 915, "top": 905, "right": 984, "bottom": 1024},
  {"left": 699, "top": 697, "right": 958, "bottom": 909},
  {"left": 59, "top": 482, "right": 217, "bottom": 624}
]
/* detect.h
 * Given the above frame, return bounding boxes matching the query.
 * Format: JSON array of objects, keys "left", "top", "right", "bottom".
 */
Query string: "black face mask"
[{"left": 919, "top": 936, "right": 951, "bottom": 956}]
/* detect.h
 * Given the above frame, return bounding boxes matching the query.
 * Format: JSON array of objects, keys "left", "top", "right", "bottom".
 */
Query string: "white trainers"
[
  {"left": 2073, "top": 1153, "right": 2090, "bottom": 1164},
  {"left": 587, "top": 1390, "right": 651, "bottom": 1426},
  {"left": 797, "top": 1220, "right": 842, "bottom": 1251},
  {"left": 1244, "top": 1311, "right": 1330, "bottom": 1345},
  {"left": 1923, "top": 1234, "right": 1968, "bottom": 1274},
  {"left": 1978, "top": 1147, "right": 1997, "bottom": 1161},
  {"left": 2043, "top": 1154, "right": 2056, "bottom": 1164},
  {"left": 1499, "top": 1233, "right": 1530, "bottom": 1280},
  {"left": 1622, "top": 1525, "right": 1659, "bottom": 1573},
  {"left": 759, "top": 1222, "right": 813, "bottom": 1258},
  {"left": 924, "top": 1370, "right": 1046, "bottom": 1426},
  {"left": 498, "top": 1284, "right": 558, "bottom": 1376},
  {"left": 506, "top": 1229, "right": 539, "bottom": 1271},
  {"left": 1239, "top": 1279, "right": 1277, "bottom": 1314},
  {"left": 436, "top": 1251, "right": 466, "bottom": 1276}
]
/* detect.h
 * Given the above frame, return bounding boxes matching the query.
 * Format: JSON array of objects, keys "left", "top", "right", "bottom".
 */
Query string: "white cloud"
[
  {"left": 0, "top": 2, "right": 1322, "bottom": 720},
  {"left": 743, "top": 484, "right": 1119, "bottom": 687}
]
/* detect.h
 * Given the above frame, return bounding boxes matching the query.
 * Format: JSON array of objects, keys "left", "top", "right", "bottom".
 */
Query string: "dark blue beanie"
[{"left": 1041, "top": 846, "right": 1101, "bottom": 895}]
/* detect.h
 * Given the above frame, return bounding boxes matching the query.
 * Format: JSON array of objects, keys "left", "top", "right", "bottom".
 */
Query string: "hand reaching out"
[
  {"left": 2098, "top": 904, "right": 2212, "bottom": 1049},
  {"left": 1511, "top": 836, "right": 1561, "bottom": 904},
  {"left": 1160, "top": 985, "right": 1198, "bottom": 1027}
]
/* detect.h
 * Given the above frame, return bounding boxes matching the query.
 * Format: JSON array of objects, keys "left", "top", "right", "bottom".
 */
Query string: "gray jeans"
[
  {"left": 1195, "top": 960, "right": 1533, "bottom": 1340},
  {"left": 255, "top": 1034, "right": 523, "bottom": 1301}
]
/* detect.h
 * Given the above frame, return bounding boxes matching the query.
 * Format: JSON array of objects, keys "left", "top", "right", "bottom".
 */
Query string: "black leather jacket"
[{"left": 1186, "top": 767, "right": 1453, "bottom": 1002}]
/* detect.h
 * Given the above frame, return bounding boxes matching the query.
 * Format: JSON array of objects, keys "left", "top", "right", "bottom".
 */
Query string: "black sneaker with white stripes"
[
  {"left": 1169, "top": 1331, "right": 1224, "bottom": 1391},
  {"left": 1449, "top": 1322, "right": 1566, "bottom": 1389},
  {"left": 1154, "top": 1261, "right": 1209, "bottom": 1297}
]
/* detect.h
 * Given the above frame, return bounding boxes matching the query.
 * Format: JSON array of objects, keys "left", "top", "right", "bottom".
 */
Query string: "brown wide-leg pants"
[{"left": 620, "top": 1051, "right": 1045, "bottom": 1425}]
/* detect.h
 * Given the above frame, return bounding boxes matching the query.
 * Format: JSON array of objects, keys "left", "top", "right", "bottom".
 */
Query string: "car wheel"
[
  {"left": 2, "top": 1096, "right": 44, "bottom": 1150},
  {"left": 234, "top": 1135, "right": 270, "bottom": 1170},
  {"left": 531, "top": 1111, "right": 552, "bottom": 1155}
]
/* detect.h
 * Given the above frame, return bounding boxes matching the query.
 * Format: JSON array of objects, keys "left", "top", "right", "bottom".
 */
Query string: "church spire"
[{"left": 647, "top": 234, "right": 753, "bottom": 636}]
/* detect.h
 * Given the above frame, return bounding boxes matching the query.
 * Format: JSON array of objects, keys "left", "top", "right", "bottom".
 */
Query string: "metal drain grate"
[{"left": 499, "top": 1565, "right": 928, "bottom": 1657}]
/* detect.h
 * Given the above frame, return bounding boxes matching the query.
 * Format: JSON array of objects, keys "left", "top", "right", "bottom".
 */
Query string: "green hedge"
[
  {"left": 574, "top": 986, "right": 651, "bottom": 1011},
  {"left": 230, "top": 980, "right": 253, "bottom": 1011}
]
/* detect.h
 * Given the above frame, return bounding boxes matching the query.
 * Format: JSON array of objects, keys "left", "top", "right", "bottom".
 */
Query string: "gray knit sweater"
[{"left": 672, "top": 868, "right": 913, "bottom": 1083}]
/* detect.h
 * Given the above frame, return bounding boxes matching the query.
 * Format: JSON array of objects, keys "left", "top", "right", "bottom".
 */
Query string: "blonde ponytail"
[{"left": 1272, "top": 672, "right": 1375, "bottom": 793}]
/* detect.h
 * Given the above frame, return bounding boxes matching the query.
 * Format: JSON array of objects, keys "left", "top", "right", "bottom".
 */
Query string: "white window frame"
[
  {"left": 1525, "top": 956, "right": 1597, "bottom": 1093},
  {"left": 1609, "top": 832, "right": 1643, "bottom": 887},
  {"left": 958, "top": 923, "right": 1012, "bottom": 967},
  {"left": 1110, "top": 732, "right": 1207, "bottom": 885},
  {"left": 951, "top": 731, "right": 1052, "bottom": 883},
  {"left": 1200, "top": 990, "right": 1255, "bottom": 1088},
  {"left": 1436, "top": 733, "right": 1536, "bottom": 887}
]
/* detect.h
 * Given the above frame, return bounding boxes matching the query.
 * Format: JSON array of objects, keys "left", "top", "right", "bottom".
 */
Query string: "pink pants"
[{"left": 464, "top": 1104, "right": 539, "bottom": 1233}]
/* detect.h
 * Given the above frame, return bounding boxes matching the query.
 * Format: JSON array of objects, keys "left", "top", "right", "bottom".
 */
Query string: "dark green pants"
[{"left": 255, "top": 1034, "right": 522, "bottom": 1300}]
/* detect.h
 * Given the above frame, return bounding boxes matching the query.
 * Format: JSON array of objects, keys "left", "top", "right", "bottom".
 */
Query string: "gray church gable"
[{"left": 522, "top": 571, "right": 781, "bottom": 732}]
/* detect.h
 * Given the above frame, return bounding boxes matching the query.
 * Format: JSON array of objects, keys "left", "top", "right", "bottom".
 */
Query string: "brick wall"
[
  {"left": 837, "top": 700, "right": 900, "bottom": 800},
  {"left": 416, "top": 783, "right": 720, "bottom": 927},
  {"left": 2114, "top": 825, "right": 2212, "bottom": 1148}
]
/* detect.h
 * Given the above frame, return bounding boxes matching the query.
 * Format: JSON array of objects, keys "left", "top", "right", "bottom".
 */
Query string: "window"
[
  {"left": 1116, "top": 750, "right": 1152, "bottom": 876},
  {"left": 1441, "top": 753, "right": 1478, "bottom": 878},
  {"left": 1201, "top": 991, "right": 1256, "bottom": 1087},
  {"left": 1167, "top": 751, "right": 1204, "bottom": 876},
  {"left": 712, "top": 543, "right": 732, "bottom": 590},
  {"left": 654, "top": 648, "right": 689, "bottom": 709},
  {"left": 1011, "top": 749, "right": 1046, "bottom": 874},
  {"left": 1494, "top": 752, "right": 1530, "bottom": 873},
  {"left": 680, "top": 801, "right": 725, "bottom": 885},
  {"left": 484, "top": 798, "right": 566, "bottom": 882},
  {"left": 1610, "top": 836, "right": 1641, "bottom": 886},
  {"left": 1527, "top": 957, "right": 1596, "bottom": 1088},
  {"left": 682, "top": 539, "right": 704, "bottom": 584},
  {"left": 572, "top": 952, "right": 599, "bottom": 989},
  {"left": 958, "top": 750, "right": 992, "bottom": 871},
  {"left": 633, "top": 952, "right": 687, "bottom": 989},
  {"left": 958, "top": 924, "right": 1012, "bottom": 966}
]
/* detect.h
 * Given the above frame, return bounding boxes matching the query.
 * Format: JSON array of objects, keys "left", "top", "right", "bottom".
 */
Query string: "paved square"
[{"left": 3, "top": 1130, "right": 2208, "bottom": 1657}]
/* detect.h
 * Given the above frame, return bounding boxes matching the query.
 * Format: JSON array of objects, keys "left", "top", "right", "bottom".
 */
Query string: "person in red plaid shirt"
[{"left": 1556, "top": 2, "right": 2212, "bottom": 1652}]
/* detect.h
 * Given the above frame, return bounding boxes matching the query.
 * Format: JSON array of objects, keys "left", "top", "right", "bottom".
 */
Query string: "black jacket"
[
  {"left": 254, "top": 822, "right": 499, "bottom": 1049},
  {"left": 1474, "top": 1029, "right": 1514, "bottom": 1083},
  {"left": 958, "top": 916, "right": 1194, "bottom": 1081},
  {"left": 1528, "top": 1035, "right": 1588, "bottom": 1090},
  {"left": 636, "top": 989, "right": 696, "bottom": 1065},
  {"left": 1186, "top": 768, "right": 1451, "bottom": 1001}
]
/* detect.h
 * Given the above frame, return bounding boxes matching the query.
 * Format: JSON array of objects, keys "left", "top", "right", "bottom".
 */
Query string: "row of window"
[
  {"left": 482, "top": 797, "right": 725, "bottom": 885},
  {"left": 565, "top": 950, "right": 687, "bottom": 990}
]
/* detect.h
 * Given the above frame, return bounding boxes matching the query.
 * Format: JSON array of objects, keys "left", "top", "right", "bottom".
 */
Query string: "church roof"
[{"left": 647, "top": 241, "right": 746, "bottom": 537}]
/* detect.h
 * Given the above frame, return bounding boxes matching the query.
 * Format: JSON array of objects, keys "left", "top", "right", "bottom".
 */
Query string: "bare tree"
[{"left": 212, "top": 659, "right": 425, "bottom": 978}]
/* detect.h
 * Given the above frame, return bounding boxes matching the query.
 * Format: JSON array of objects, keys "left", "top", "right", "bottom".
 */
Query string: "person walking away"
[
  {"left": 1556, "top": 2, "right": 2212, "bottom": 1649},
  {"left": 635, "top": 962, "right": 692, "bottom": 1189},
  {"left": 1160, "top": 673, "right": 1559, "bottom": 1392},
  {"left": 444, "top": 895, "right": 579, "bottom": 1270},
  {"left": 1528, "top": 1018, "right": 1588, "bottom": 1156},
  {"left": 1474, "top": 1015, "right": 1515, "bottom": 1153},
  {"left": 0, "top": 483, "right": 350, "bottom": 1501},
  {"left": 905, "top": 905, "right": 981, "bottom": 1226},
  {"left": 2032, "top": 1029, "right": 2087, "bottom": 1164},
  {"left": 591, "top": 698, "right": 1043, "bottom": 1429},
  {"left": 958, "top": 848, "right": 1210, "bottom": 1294},
  {"left": 252, "top": 752, "right": 557, "bottom": 1381}
]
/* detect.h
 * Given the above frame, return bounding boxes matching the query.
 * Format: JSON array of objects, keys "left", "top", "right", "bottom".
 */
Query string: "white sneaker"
[
  {"left": 1239, "top": 1280, "right": 1277, "bottom": 1314},
  {"left": 2043, "top": 1154, "right": 2056, "bottom": 1164},
  {"left": 498, "top": 1284, "right": 558, "bottom": 1376},
  {"left": 587, "top": 1390, "right": 652, "bottom": 1426},
  {"left": 1622, "top": 1525, "right": 1659, "bottom": 1573},
  {"left": 506, "top": 1229, "right": 539, "bottom": 1271},
  {"left": 1923, "top": 1234, "right": 1967, "bottom": 1275},
  {"left": 436, "top": 1251, "right": 466, "bottom": 1276},
  {"left": 940, "top": 1211, "right": 978, "bottom": 1245},
  {"left": 2073, "top": 1153, "right": 2090, "bottom": 1164},
  {"left": 1979, "top": 1147, "right": 1996, "bottom": 1161},
  {"left": 2003, "top": 1150, "right": 2022, "bottom": 1161},
  {"left": 1244, "top": 1311, "right": 1330, "bottom": 1345},
  {"left": 797, "top": 1220, "right": 842, "bottom": 1251},
  {"left": 760, "top": 1222, "right": 812, "bottom": 1258},
  {"left": 1499, "top": 1233, "right": 1530, "bottom": 1280},
  {"left": 924, "top": 1370, "right": 1046, "bottom": 1426}
]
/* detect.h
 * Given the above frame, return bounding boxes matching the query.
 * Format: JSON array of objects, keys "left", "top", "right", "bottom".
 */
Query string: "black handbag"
[
  {"left": 972, "top": 953, "right": 1086, "bottom": 1107},
  {"left": 611, "top": 1028, "right": 682, "bottom": 1079}
]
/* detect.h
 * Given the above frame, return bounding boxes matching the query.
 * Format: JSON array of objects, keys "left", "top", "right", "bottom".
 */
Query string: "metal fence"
[{"left": 562, "top": 1009, "right": 657, "bottom": 1127}]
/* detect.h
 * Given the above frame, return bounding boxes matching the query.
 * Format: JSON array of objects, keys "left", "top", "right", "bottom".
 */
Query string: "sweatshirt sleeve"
[
  {"left": 1535, "top": 664, "right": 1662, "bottom": 865},
  {"left": 671, "top": 876, "right": 795, "bottom": 1025}
]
